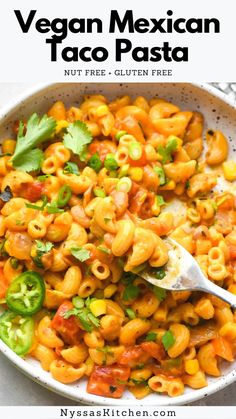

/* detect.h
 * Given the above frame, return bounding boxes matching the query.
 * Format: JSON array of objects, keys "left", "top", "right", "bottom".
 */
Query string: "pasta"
[{"left": 0, "top": 93, "right": 235, "bottom": 400}]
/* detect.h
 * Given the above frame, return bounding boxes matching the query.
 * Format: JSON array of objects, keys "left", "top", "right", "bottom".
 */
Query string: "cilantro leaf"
[
  {"left": 46, "top": 201, "right": 64, "bottom": 214},
  {"left": 63, "top": 121, "right": 92, "bottom": 158},
  {"left": 88, "top": 152, "right": 102, "bottom": 173},
  {"left": 150, "top": 267, "right": 166, "bottom": 280},
  {"left": 158, "top": 137, "right": 178, "bottom": 164},
  {"left": 13, "top": 148, "right": 44, "bottom": 172},
  {"left": 26, "top": 195, "right": 48, "bottom": 210},
  {"left": 63, "top": 161, "right": 80, "bottom": 175},
  {"left": 32, "top": 240, "right": 54, "bottom": 268},
  {"left": 153, "top": 286, "right": 167, "bottom": 302},
  {"left": 35, "top": 240, "right": 54, "bottom": 253},
  {"left": 121, "top": 271, "right": 137, "bottom": 285},
  {"left": 64, "top": 306, "right": 100, "bottom": 332},
  {"left": 11, "top": 113, "right": 56, "bottom": 172},
  {"left": 145, "top": 331, "right": 157, "bottom": 341},
  {"left": 126, "top": 308, "right": 136, "bottom": 320},
  {"left": 162, "top": 330, "right": 176, "bottom": 351},
  {"left": 123, "top": 283, "right": 140, "bottom": 301},
  {"left": 71, "top": 247, "right": 90, "bottom": 262},
  {"left": 37, "top": 174, "right": 52, "bottom": 181}
]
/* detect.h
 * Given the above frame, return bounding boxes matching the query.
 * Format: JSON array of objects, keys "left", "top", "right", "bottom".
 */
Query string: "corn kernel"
[
  {"left": 159, "top": 180, "right": 176, "bottom": 191},
  {"left": 2, "top": 139, "right": 16, "bottom": 154},
  {"left": 144, "top": 144, "right": 157, "bottom": 161},
  {"left": 55, "top": 120, "right": 69, "bottom": 134},
  {"left": 103, "top": 284, "right": 118, "bottom": 298},
  {"left": 129, "top": 167, "right": 144, "bottom": 182},
  {"left": 151, "top": 202, "right": 161, "bottom": 216},
  {"left": 184, "top": 359, "right": 199, "bottom": 375},
  {"left": 222, "top": 161, "right": 236, "bottom": 181},
  {"left": 96, "top": 105, "right": 109, "bottom": 118},
  {"left": 84, "top": 356, "right": 94, "bottom": 376},
  {"left": 90, "top": 299, "right": 107, "bottom": 317}
]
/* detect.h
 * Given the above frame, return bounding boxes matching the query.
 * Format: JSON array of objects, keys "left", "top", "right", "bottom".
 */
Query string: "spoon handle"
[{"left": 201, "top": 279, "right": 236, "bottom": 309}]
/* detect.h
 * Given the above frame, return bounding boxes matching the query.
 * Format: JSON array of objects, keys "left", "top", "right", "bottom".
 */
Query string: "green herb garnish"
[
  {"left": 123, "top": 283, "right": 140, "bottom": 301},
  {"left": 88, "top": 152, "right": 102, "bottom": 173},
  {"left": 11, "top": 113, "right": 56, "bottom": 172},
  {"left": 125, "top": 308, "right": 136, "bottom": 320},
  {"left": 63, "top": 161, "right": 80, "bottom": 175},
  {"left": 71, "top": 247, "right": 90, "bottom": 262},
  {"left": 104, "top": 153, "right": 118, "bottom": 171},
  {"left": 158, "top": 137, "right": 178, "bottom": 164},
  {"left": 153, "top": 286, "right": 167, "bottom": 302},
  {"left": 162, "top": 330, "right": 176, "bottom": 351},
  {"left": 145, "top": 331, "right": 157, "bottom": 342},
  {"left": 150, "top": 267, "right": 166, "bottom": 280},
  {"left": 63, "top": 121, "right": 92, "bottom": 158}
]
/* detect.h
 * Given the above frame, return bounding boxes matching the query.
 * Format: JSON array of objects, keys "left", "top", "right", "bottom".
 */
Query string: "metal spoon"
[{"left": 140, "top": 237, "right": 236, "bottom": 309}]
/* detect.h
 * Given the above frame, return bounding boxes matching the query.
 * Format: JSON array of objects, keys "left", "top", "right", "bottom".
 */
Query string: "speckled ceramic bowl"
[{"left": 0, "top": 83, "right": 236, "bottom": 406}]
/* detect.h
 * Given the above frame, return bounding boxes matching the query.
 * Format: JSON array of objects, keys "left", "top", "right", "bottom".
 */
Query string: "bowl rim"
[{"left": 0, "top": 81, "right": 236, "bottom": 406}]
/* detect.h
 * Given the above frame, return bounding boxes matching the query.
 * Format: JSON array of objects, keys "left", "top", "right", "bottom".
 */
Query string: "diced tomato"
[
  {"left": 129, "top": 189, "right": 147, "bottom": 214},
  {"left": 212, "top": 337, "right": 234, "bottom": 362},
  {"left": 88, "top": 140, "right": 117, "bottom": 162},
  {"left": 22, "top": 182, "right": 44, "bottom": 202},
  {"left": 119, "top": 345, "right": 150, "bottom": 368},
  {"left": 0, "top": 269, "right": 8, "bottom": 299},
  {"left": 141, "top": 341, "right": 166, "bottom": 362},
  {"left": 51, "top": 301, "right": 81, "bottom": 345},
  {"left": 87, "top": 364, "right": 130, "bottom": 399}
]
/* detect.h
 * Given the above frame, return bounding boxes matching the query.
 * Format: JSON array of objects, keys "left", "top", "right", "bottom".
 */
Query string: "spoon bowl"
[{"left": 140, "top": 238, "right": 236, "bottom": 309}]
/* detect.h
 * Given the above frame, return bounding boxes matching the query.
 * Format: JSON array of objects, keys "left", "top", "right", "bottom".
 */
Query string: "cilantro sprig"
[
  {"left": 162, "top": 330, "right": 175, "bottom": 351},
  {"left": 71, "top": 247, "right": 91, "bottom": 262},
  {"left": 63, "top": 121, "right": 92, "bottom": 158},
  {"left": 32, "top": 240, "right": 54, "bottom": 268},
  {"left": 158, "top": 137, "right": 178, "bottom": 164},
  {"left": 11, "top": 113, "right": 56, "bottom": 172},
  {"left": 64, "top": 296, "right": 100, "bottom": 332}
]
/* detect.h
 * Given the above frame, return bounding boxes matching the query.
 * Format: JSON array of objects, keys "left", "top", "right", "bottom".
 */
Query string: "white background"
[{"left": 0, "top": 0, "right": 235, "bottom": 81}]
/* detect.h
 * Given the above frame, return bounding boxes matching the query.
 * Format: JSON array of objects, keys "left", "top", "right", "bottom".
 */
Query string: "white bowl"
[{"left": 0, "top": 82, "right": 236, "bottom": 406}]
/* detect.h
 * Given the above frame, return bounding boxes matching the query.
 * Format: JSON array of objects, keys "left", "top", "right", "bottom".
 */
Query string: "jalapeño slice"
[
  {"left": 0, "top": 310, "right": 34, "bottom": 355},
  {"left": 6, "top": 271, "right": 45, "bottom": 316}
]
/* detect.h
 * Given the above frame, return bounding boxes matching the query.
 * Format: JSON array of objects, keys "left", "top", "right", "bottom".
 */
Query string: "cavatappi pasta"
[{"left": 0, "top": 94, "right": 236, "bottom": 400}]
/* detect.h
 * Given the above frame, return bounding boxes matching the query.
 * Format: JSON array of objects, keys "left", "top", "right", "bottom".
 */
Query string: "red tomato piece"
[
  {"left": 88, "top": 140, "right": 117, "bottom": 163},
  {"left": 141, "top": 341, "right": 166, "bottom": 362},
  {"left": 119, "top": 345, "right": 150, "bottom": 368},
  {"left": 51, "top": 301, "right": 81, "bottom": 345},
  {"left": 23, "top": 182, "right": 44, "bottom": 202},
  {"left": 0, "top": 269, "right": 8, "bottom": 299},
  {"left": 87, "top": 364, "right": 130, "bottom": 399}
]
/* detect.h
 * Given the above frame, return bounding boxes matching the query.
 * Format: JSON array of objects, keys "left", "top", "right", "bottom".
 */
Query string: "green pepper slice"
[
  {"left": 57, "top": 185, "right": 72, "bottom": 207},
  {"left": 0, "top": 310, "right": 34, "bottom": 355},
  {"left": 6, "top": 271, "right": 45, "bottom": 316}
]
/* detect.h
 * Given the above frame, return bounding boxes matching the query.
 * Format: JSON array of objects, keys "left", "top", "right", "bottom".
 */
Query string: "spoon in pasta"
[{"left": 140, "top": 237, "right": 236, "bottom": 309}]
